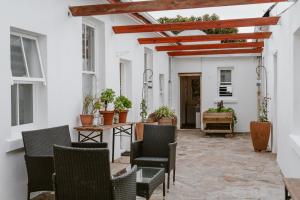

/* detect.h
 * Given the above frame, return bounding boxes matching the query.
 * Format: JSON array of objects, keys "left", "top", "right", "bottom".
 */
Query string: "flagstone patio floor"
[{"left": 34, "top": 130, "right": 284, "bottom": 200}]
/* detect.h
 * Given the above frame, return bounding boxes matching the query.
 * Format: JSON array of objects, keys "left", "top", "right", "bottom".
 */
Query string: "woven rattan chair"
[
  {"left": 53, "top": 145, "right": 137, "bottom": 200},
  {"left": 130, "top": 124, "right": 177, "bottom": 189},
  {"left": 22, "top": 125, "right": 107, "bottom": 200}
]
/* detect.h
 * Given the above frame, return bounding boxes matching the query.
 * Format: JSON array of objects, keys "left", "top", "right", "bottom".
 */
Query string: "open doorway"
[{"left": 179, "top": 73, "right": 201, "bottom": 129}]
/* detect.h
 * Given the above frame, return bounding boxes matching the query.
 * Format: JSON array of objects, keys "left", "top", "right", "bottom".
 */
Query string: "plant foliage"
[
  {"left": 114, "top": 96, "right": 132, "bottom": 111},
  {"left": 207, "top": 101, "right": 238, "bottom": 125},
  {"left": 100, "top": 89, "right": 116, "bottom": 110},
  {"left": 154, "top": 106, "right": 176, "bottom": 120},
  {"left": 140, "top": 99, "right": 148, "bottom": 122},
  {"left": 82, "top": 95, "right": 94, "bottom": 115},
  {"left": 158, "top": 14, "right": 245, "bottom": 43},
  {"left": 258, "top": 97, "right": 270, "bottom": 122}
]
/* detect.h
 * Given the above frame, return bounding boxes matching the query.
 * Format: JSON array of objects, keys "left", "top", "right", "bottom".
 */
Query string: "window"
[
  {"left": 82, "top": 23, "right": 96, "bottom": 97},
  {"left": 10, "top": 32, "right": 45, "bottom": 127},
  {"left": 219, "top": 69, "right": 233, "bottom": 97}
]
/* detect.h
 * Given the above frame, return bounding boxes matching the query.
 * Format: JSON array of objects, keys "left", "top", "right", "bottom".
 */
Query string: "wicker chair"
[
  {"left": 22, "top": 125, "right": 107, "bottom": 200},
  {"left": 130, "top": 124, "right": 177, "bottom": 189},
  {"left": 53, "top": 145, "right": 137, "bottom": 200}
]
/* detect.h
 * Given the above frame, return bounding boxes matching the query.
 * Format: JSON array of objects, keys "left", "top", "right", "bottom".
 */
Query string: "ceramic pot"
[
  {"left": 80, "top": 115, "right": 94, "bottom": 127},
  {"left": 250, "top": 121, "right": 271, "bottom": 151},
  {"left": 100, "top": 111, "right": 115, "bottom": 125}
]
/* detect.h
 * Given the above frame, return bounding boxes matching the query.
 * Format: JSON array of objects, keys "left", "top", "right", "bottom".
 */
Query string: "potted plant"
[
  {"left": 80, "top": 95, "right": 94, "bottom": 127},
  {"left": 250, "top": 97, "right": 271, "bottom": 152},
  {"left": 114, "top": 95, "right": 132, "bottom": 123},
  {"left": 100, "top": 89, "right": 116, "bottom": 125},
  {"left": 154, "top": 106, "right": 177, "bottom": 126}
]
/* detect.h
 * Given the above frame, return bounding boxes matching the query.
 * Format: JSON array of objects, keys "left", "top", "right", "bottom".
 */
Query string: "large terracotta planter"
[
  {"left": 158, "top": 118, "right": 177, "bottom": 126},
  {"left": 80, "top": 115, "right": 94, "bottom": 127},
  {"left": 135, "top": 122, "right": 158, "bottom": 141},
  {"left": 250, "top": 121, "right": 271, "bottom": 151},
  {"left": 100, "top": 111, "right": 115, "bottom": 125},
  {"left": 118, "top": 110, "right": 128, "bottom": 123}
]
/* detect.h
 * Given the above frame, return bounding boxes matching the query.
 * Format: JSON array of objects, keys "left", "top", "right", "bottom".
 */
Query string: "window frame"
[
  {"left": 82, "top": 20, "right": 97, "bottom": 97},
  {"left": 218, "top": 67, "right": 234, "bottom": 98},
  {"left": 10, "top": 31, "right": 46, "bottom": 84}
]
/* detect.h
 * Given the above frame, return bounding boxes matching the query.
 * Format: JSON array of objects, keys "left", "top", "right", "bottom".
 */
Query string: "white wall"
[
  {"left": 171, "top": 56, "right": 258, "bottom": 132},
  {"left": 263, "top": 1, "right": 300, "bottom": 177},
  {"left": 0, "top": 0, "right": 170, "bottom": 199}
]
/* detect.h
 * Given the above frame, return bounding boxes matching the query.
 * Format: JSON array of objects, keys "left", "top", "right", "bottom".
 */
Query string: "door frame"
[{"left": 178, "top": 73, "right": 202, "bottom": 129}]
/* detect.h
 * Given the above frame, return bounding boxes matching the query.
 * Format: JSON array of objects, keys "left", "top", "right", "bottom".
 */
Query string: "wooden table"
[
  {"left": 284, "top": 178, "right": 300, "bottom": 200},
  {"left": 74, "top": 123, "right": 135, "bottom": 162}
]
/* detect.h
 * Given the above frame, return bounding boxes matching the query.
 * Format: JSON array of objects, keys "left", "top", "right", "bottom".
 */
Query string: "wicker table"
[
  {"left": 136, "top": 167, "right": 165, "bottom": 200},
  {"left": 74, "top": 123, "right": 134, "bottom": 162}
]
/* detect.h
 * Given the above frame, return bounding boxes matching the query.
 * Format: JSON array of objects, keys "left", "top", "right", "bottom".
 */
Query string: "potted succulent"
[
  {"left": 250, "top": 97, "right": 271, "bottom": 152},
  {"left": 114, "top": 95, "right": 132, "bottom": 123},
  {"left": 154, "top": 106, "right": 177, "bottom": 126},
  {"left": 80, "top": 95, "right": 94, "bottom": 127},
  {"left": 100, "top": 89, "right": 116, "bottom": 125}
]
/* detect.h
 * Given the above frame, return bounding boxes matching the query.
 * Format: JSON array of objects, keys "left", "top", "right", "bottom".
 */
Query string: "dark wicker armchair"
[
  {"left": 130, "top": 124, "right": 177, "bottom": 189},
  {"left": 22, "top": 125, "right": 107, "bottom": 200},
  {"left": 53, "top": 145, "right": 137, "bottom": 200}
]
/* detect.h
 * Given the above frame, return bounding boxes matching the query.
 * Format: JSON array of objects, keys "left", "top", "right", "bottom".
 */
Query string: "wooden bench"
[{"left": 284, "top": 178, "right": 300, "bottom": 200}]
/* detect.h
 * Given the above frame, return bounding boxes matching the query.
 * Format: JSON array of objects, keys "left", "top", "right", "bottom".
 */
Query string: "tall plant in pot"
[
  {"left": 114, "top": 95, "right": 132, "bottom": 123},
  {"left": 250, "top": 97, "right": 271, "bottom": 152},
  {"left": 80, "top": 95, "right": 94, "bottom": 127},
  {"left": 100, "top": 89, "right": 116, "bottom": 125}
]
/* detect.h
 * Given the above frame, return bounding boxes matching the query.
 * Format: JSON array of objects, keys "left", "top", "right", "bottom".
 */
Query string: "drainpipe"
[{"left": 168, "top": 56, "right": 172, "bottom": 107}]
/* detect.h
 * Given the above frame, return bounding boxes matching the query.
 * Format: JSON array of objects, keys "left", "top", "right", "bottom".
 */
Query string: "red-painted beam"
[
  {"left": 70, "top": 0, "right": 287, "bottom": 16},
  {"left": 167, "top": 48, "right": 263, "bottom": 56},
  {"left": 113, "top": 17, "right": 280, "bottom": 34},
  {"left": 156, "top": 41, "right": 264, "bottom": 51},
  {"left": 138, "top": 32, "right": 272, "bottom": 44}
]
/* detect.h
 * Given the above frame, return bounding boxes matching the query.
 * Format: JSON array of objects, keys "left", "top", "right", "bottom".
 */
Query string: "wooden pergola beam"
[
  {"left": 167, "top": 48, "right": 263, "bottom": 56},
  {"left": 113, "top": 17, "right": 279, "bottom": 34},
  {"left": 156, "top": 42, "right": 264, "bottom": 51},
  {"left": 69, "top": 0, "right": 287, "bottom": 16},
  {"left": 138, "top": 32, "right": 272, "bottom": 44}
]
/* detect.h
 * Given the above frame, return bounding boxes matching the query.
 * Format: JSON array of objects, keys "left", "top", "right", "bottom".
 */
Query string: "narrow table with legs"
[{"left": 74, "top": 122, "right": 135, "bottom": 162}]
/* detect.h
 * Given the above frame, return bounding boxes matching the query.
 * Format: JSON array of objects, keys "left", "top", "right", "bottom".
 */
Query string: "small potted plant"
[
  {"left": 250, "top": 97, "right": 271, "bottom": 152},
  {"left": 154, "top": 106, "right": 177, "bottom": 126},
  {"left": 80, "top": 95, "right": 94, "bottom": 127},
  {"left": 100, "top": 88, "right": 116, "bottom": 125},
  {"left": 114, "top": 95, "right": 132, "bottom": 123}
]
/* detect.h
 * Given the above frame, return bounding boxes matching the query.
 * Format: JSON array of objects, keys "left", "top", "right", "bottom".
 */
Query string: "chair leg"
[
  {"left": 173, "top": 168, "right": 176, "bottom": 184},
  {"left": 167, "top": 172, "right": 170, "bottom": 190},
  {"left": 27, "top": 190, "right": 30, "bottom": 200}
]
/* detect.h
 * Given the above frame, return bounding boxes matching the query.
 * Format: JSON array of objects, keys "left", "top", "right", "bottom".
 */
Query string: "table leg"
[
  {"left": 78, "top": 131, "right": 80, "bottom": 142},
  {"left": 112, "top": 128, "right": 115, "bottom": 163},
  {"left": 100, "top": 131, "right": 103, "bottom": 142},
  {"left": 163, "top": 179, "right": 166, "bottom": 197}
]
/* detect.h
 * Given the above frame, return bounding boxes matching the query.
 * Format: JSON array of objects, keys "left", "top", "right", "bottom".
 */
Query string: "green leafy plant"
[
  {"left": 258, "top": 97, "right": 270, "bottom": 122},
  {"left": 154, "top": 106, "right": 176, "bottom": 120},
  {"left": 114, "top": 96, "right": 132, "bottom": 112},
  {"left": 100, "top": 89, "right": 116, "bottom": 111},
  {"left": 140, "top": 99, "right": 148, "bottom": 122},
  {"left": 93, "top": 99, "right": 102, "bottom": 113},
  {"left": 82, "top": 95, "right": 94, "bottom": 115},
  {"left": 207, "top": 106, "right": 238, "bottom": 125}
]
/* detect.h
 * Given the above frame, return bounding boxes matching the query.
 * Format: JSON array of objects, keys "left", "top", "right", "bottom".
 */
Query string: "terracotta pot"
[
  {"left": 80, "top": 115, "right": 94, "bottom": 127},
  {"left": 135, "top": 122, "right": 159, "bottom": 141},
  {"left": 118, "top": 110, "right": 128, "bottom": 123},
  {"left": 100, "top": 111, "right": 115, "bottom": 125},
  {"left": 158, "top": 118, "right": 174, "bottom": 125},
  {"left": 250, "top": 121, "right": 271, "bottom": 151}
]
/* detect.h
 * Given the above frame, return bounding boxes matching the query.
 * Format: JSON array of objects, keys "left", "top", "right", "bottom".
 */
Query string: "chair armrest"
[
  {"left": 168, "top": 142, "right": 177, "bottom": 170},
  {"left": 130, "top": 141, "right": 143, "bottom": 165},
  {"left": 111, "top": 166, "right": 137, "bottom": 200},
  {"left": 71, "top": 142, "right": 108, "bottom": 148},
  {"left": 24, "top": 155, "right": 54, "bottom": 191}
]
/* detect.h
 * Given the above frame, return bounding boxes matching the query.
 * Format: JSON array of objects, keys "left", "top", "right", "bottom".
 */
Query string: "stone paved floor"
[{"left": 34, "top": 130, "right": 284, "bottom": 200}]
